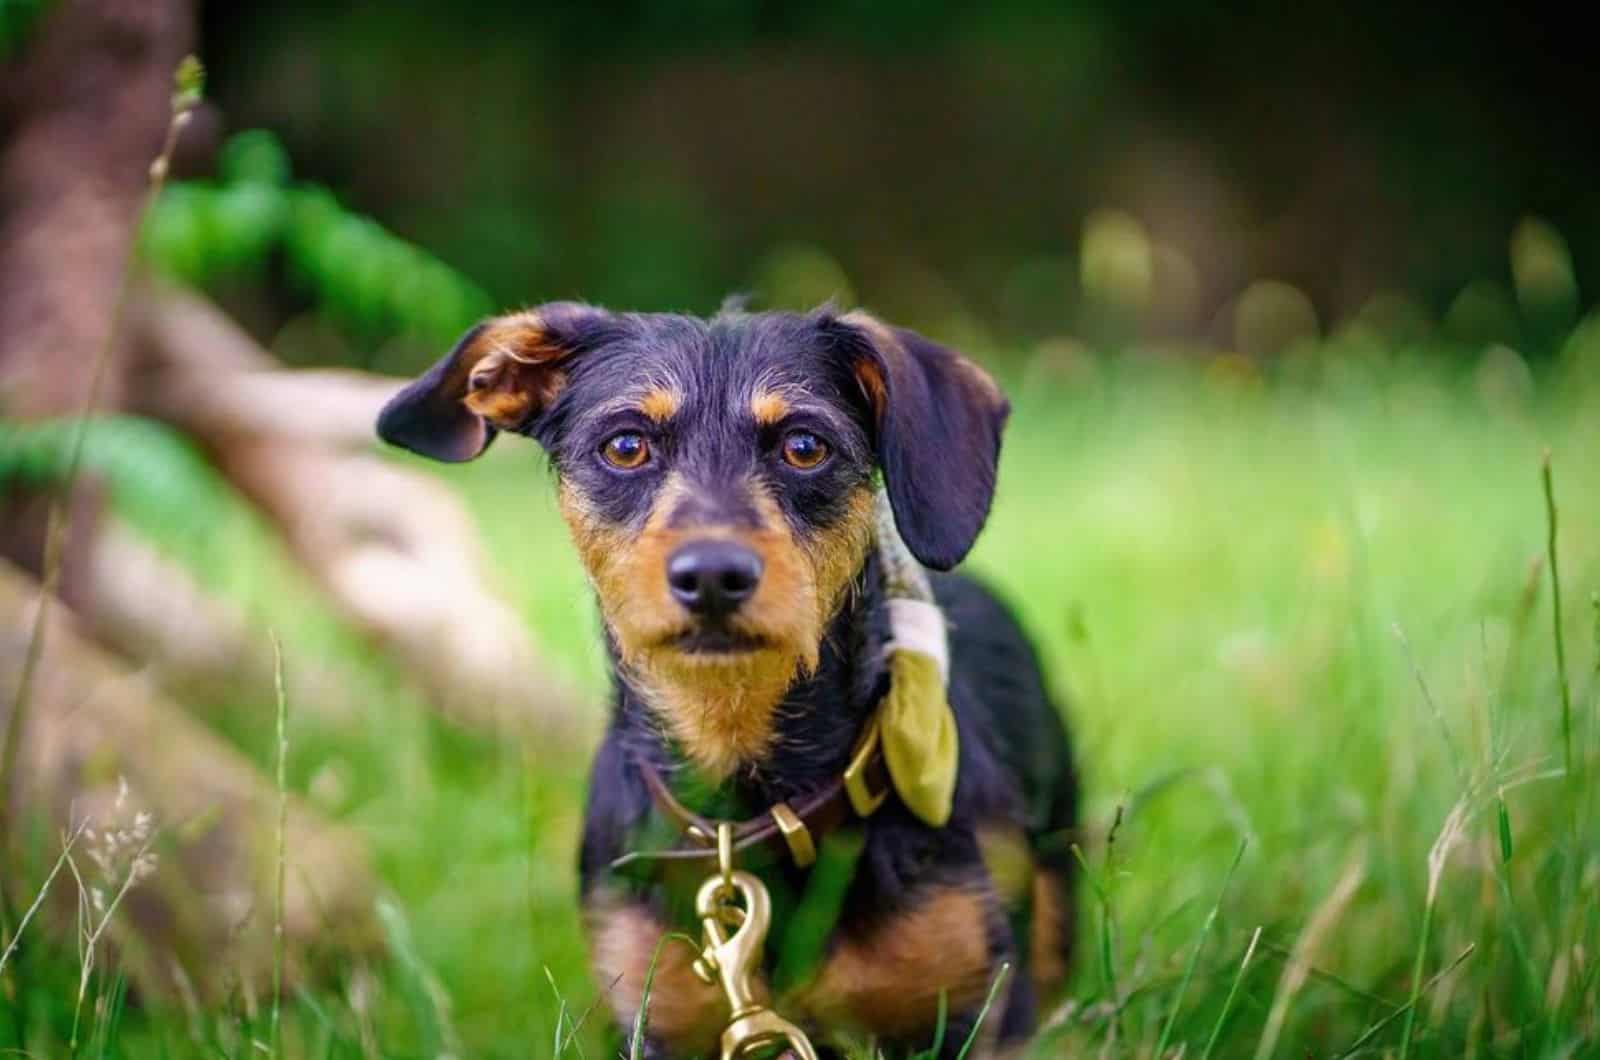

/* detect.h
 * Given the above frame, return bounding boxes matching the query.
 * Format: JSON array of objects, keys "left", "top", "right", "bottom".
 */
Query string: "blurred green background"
[{"left": 179, "top": 1, "right": 1596, "bottom": 370}]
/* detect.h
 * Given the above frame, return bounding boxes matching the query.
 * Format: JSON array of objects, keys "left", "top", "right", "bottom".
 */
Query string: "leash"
[{"left": 611, "top": 490, "right": 959, "bottom": 1058}]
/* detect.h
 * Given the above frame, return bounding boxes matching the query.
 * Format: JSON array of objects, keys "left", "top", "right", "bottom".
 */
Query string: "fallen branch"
[
  {"left": 0, "top": 559, "right": 381, "bottom": 1000},
  {"left": 128, "top": 286, "right": 596, "bottom": 745}
]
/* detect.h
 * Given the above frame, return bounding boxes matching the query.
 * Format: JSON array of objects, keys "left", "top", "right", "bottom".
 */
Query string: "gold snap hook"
[
  {"left": 721, "top": 1009, "right": 820, "bottom": 1060},
  {"left": 693, "top": 870, "right": 819, "bottom": 1060}
]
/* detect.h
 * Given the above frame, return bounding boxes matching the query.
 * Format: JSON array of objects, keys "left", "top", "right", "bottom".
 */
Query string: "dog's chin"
[{"left": 618, "top": 624, "right": 824, "bottom": 774}]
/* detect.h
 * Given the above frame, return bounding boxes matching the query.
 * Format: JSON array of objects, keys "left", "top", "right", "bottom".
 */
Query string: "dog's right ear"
[
  {"left": 823, "top": 311, "right": 1010, "bottom": 571},
  {"left": 376, "top": 303, "right": 610, "bottom": 462}
]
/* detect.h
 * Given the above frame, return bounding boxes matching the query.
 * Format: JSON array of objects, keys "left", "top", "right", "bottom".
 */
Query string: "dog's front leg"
[{"left": 583, "top": 891, "right": 731, "bottom": 1057}]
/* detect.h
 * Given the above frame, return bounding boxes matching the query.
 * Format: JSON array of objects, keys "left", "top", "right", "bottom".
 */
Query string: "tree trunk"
[{"left": 0, "top": 0, "right": 194, "bottom": 415}]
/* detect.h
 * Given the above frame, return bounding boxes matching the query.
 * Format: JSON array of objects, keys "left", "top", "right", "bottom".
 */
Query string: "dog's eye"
[
  {"left": 600, "top": 432, "right": 651, "bottom": 470},
  {"left": 781, "top": 430, "right": 830, "bottom": 470}
]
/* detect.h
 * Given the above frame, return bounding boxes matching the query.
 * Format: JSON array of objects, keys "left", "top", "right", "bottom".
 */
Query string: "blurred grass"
[{"left": 5, "top": 345, "right": 1600, "bottom": 1056}]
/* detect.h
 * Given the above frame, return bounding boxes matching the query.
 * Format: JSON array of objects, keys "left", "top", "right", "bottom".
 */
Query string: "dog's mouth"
[{"left": 667, "top": 628, "right": 771, "bottom": 656}]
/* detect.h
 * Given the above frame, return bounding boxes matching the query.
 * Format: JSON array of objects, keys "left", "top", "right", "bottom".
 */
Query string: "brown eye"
[
  {"left": 781, "top": 430, "right": 829, "bottom": 470},
  {"left": 601, "top": 432, "right": 650, "bottom": 469}
]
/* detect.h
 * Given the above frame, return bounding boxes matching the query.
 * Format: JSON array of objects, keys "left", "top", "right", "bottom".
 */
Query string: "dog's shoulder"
[
  {"left": 577, "top": 723, "right": 654, "bottom": 889},
  {"left": 933, "top": 570, "right": 1048, "bottom": 698}
]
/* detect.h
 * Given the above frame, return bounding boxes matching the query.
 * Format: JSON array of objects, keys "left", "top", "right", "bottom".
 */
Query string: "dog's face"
[{"left": 378, "top": 305, "right": 1008, "bottom": 774}]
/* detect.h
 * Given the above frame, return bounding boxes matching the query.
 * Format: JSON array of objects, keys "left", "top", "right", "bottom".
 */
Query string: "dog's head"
[{"left": 378, "top": 304, "right": 1008, "bottom": 773}]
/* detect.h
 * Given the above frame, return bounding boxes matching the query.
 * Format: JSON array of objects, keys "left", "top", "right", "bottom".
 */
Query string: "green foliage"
[
  {"left": 0, "top": 416, "right": 234, "bottom": 541},
  {"left": 0, "top": 0, "right": 52, "bottom": 60},
  {"left": 140, "top": 130, "right": 494, "bottom": 349},
  {"left": 171, "top": 54, "right": 205, "bottom": 112}
]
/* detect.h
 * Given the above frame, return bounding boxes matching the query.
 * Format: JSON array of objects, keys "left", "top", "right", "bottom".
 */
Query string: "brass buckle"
[
  {"left": 842, "top": 715, "right": 889, "bottom": 817},
  {"left": 769, "top": 802, "right": 817, "bottom": 868}
]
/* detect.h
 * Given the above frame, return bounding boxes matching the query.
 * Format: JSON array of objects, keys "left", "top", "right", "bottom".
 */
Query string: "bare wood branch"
[
  {"left": 129, "top": 287, "right": 598, "bottom": 745},
  {"left": 128, "top": 283, "right": 404, "bottom": 447},
  {"left": 80, "top": 521, "right": 364, "bottom": 719}
]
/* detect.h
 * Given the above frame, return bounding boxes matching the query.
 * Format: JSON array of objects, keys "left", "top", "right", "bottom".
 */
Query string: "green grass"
[{"left": 4, "top": 345, "right": 1600, "bottom": 1057}]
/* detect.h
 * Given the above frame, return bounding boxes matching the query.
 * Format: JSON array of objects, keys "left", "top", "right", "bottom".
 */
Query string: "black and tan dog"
[{"left": 377, "top": 303, "right": 1077, "bottom": 1057}]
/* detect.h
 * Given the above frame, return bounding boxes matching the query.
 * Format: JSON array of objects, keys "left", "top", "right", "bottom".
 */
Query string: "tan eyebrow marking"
[
  {"left": 638, "top": 387, "right": 681, "bottom": 422},
  {"left": 750, "top": 390, "right": 790, "bottom": 426}
]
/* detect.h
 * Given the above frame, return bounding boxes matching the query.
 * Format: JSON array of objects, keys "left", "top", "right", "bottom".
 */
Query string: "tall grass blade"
[
  {"left": 1335, "top": 944, "right": 1474, "bottom": 1058},
  {"left": 1590, "top": 591, "right": 1600, "bottom": 761},
  {"left": 0, "top": 820, "right": 87, "bottom": 975},
  {"left": 1496, "top": 796, "right": 1512, "bottom": 864},
  {"left": 375, "top": 899, "right": 460, "bottom": 1057},
  {"left": 270, "top": 632, "right": 288, "bottom": 1060},
  {"left": 544, "top": 966, "right": 568, "bottom": 1057},
  {"left": 1254, "top": 851, "right": 1366, "bottom": 1060},
  {"left": 1541, "top": 451, "right": 1573, "bottom": 780},
  {"left": 1156, "top": 838, "right": 1247, "bottom": 1059},
  {"left": 955, "top": 962, "right": 1010, "bottom": 1060},
  {"left": 1071, "top": 841, "right": 1120, "bottom": 1029},
  {"left": 1200, "top": 926, "right": 1261, "bottom": 1060},
  {"left": 1397, "top": 902, "right": 1434, "bottom": 1060},
  {"left": 1395, "top": 624, "right": 1465, "bottom": 785},
  {"left": 629, "top": 932, "right": 696, "bottom": 1060},
  {"left": 1400, "top": 796, "right": 1469, "bottom": 1060},
  {"left": 544, "top": 965, "right": 595, "bottom": 1058}
]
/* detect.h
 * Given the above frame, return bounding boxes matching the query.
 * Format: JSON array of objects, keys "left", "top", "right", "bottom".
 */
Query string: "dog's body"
[
  {"left": 582, "top": 561, "right": 1077, "bottom": 1057},
  {"left": 378, "top": 304, "right": 1077, "bottom": 1057}
]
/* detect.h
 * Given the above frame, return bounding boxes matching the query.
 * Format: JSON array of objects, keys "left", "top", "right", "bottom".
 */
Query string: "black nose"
[{"left": 667, "top": 540, "right": 763, "bottom": 618}]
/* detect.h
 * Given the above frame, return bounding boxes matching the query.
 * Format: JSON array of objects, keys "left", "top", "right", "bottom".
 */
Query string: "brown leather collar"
[{"left": 612, "top": 714, "right": 892, "bottom": 874}]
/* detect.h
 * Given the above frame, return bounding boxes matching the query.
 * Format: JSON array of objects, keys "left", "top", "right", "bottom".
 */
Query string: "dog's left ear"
[
  {"left": 830, "top": 311, "right": 1010, "bottom": 570},
  {"left": 377, "top": 303, "right": 610, "bottom": 462}
]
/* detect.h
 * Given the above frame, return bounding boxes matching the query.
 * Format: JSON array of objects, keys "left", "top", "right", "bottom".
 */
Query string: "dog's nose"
[{"left": 667, "top": 540, "right": 763, "bottom": 618}]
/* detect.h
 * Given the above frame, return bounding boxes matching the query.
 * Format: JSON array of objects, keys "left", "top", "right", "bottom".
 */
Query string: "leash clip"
[{"left": 692, "top": 869, "right": 819, "bottom": 1060}]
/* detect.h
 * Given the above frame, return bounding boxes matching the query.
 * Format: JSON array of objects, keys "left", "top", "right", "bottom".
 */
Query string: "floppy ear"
[
  {"left": 376, "top": 304, "right": 606, "bottom": 462},
  {"left": 835, "top": 311, "right": 1010, "bottom": 570}
]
